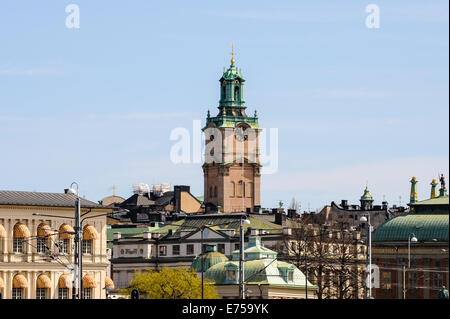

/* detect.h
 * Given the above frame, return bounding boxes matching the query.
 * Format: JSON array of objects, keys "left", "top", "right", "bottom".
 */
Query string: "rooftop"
[{"left": 0, "top": 190, "right": 101, "bottom": 208}]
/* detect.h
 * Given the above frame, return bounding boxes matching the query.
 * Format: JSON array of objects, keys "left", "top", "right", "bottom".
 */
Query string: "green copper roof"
[
  {"left": 222, "top": 65, "right": 244, "bottom": 81},
  {"left": 205, "top": 259, "right": 317, "bottom": 288},
  {"left": 360, "top": 186, "right": 373, "bottom": 201},
  {"left": 372, "top": 213, "right": 449, "bottom": 242},
  {"left": 191, "top": 251, "right": 229, "bottom": 272},
  {"left": 410, "top": 195, "right": 449, "bottom": 206}
]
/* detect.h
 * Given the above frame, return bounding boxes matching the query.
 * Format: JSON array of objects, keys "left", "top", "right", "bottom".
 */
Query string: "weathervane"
[{"left": 231, "top": 42, "right": 235, "bottom": 66}]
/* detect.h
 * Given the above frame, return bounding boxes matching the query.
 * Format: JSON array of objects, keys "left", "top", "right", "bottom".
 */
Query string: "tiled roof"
[{"left": 0, "top": 190, "right": 101, "bottom": 208}]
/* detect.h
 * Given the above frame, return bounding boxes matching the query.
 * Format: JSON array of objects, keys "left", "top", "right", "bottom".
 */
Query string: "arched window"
[
  {"left": 58, "top": 274, "right": 71, "bottom": 299},
  {"left": 247, "top": 182, "right": 253, "bottom": 198},
  {"left": 82, "top": 274, "right": 97, "bottom": 299},
  {"left": 13, "top": 223, "right": 30, "bottom": 254},
  {"left": 234, "top": 86, "right": 239, "bottom": 101},
  {"left": 230, "top": 182, "right": 235, "bottom": 197},
  {"left": 0, "top": 224, "right": 5, "bottom": 254},
  {"left": 82, "top": 225, "right": 98, "bottom": 255},
  {"left": 59, "top": 223, "right": 74, "bottom": 254},
  {"left": 222, "top": 85, "right": 226, "bottom": 100},
  {"left": 238, "top": 181, "right": 244, "bottom": 198},
  {"left": 214, "top": 186, "right": 217, "bottom": 198},
  {"left": 36, "top": 274, "right": 51, "bottom": 299},
  {"left": 12, "top": 274, "right": 27, "bottom": 299},
  {"left": 37, "top": 223, "right": 51, "bottom": 254},
  {"left": 209, "top": 186, "right": 213, "bottom": 198}
]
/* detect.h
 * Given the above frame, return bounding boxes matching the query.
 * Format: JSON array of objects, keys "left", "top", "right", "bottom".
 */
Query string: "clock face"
[{"left": 235, "top": 127, "right": 246, "bottom": 141}]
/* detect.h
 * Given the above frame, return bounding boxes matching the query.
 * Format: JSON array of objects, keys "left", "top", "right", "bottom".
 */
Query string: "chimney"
[
  {"left": 274, "top": 209, "right": 286, "bottom": 226},
  {"left": 143, "top": 232, "right": 151, "bottom": 240},
  {"left": 341, "top": 200, "right": 348, "bottom": 208}
]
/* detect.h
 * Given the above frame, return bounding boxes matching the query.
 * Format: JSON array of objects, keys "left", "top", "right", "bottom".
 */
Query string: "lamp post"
[
  {"left": 239, "top": 215, "right": 251, "bottom": 299},
  {"left": 360, "top": 214, "right": 372, "bottom": 299},
  {"left": 66, "top": 182, "right": 82, "bottom": 299},
  {"left": 403, "top": 233, "right": 418, "bottom": 299}
]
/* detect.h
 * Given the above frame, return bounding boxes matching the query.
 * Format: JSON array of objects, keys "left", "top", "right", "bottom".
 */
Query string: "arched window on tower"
[
  {"left": 209, "top": 186, "right": 213, "bottom": 198},
  {"left": 238, "top": 180, "right": 245, "bottom": 198},
  {"left": 234, "top": 86, "right": 239, "bottom": 101},
  {"left": 230, "top": 182, "right": 235, "bottom": 198},
  {"left": 214, "top": 186, "right": 217, "bottom": 198},
  {"left": 247, "top": 182, "right": 253, "bottom": 198},
  {"left": 222, "top": 85, "right": 226, "bottom": 100}
]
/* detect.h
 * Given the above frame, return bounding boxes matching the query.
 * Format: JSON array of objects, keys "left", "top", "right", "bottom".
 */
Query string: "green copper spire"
[
  {"left": 410, "top": 176, "right": 418, "bottom": 204},
  {"left": 204, "top": 46, "right": 259, "bottom": 130},
  {"left": 360, "top": 185, "right": 374, "bottom": 210},
  {"left": 430, "top": 179, "right": 438, "bottom": 199}
]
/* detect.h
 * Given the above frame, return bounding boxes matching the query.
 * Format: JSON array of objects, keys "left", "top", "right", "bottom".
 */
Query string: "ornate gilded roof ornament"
[
  {"left": 230, "top": 42, "right": 235, "bottom": 66},
  {"left": 430, "top": 179, "right": 438, "bottom": 199},
  {"left": 410, "top": 176, "right": 418, "bottom": 204}
]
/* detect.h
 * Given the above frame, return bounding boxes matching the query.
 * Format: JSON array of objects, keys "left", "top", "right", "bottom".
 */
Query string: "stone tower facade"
[{"left": 202, "top": 54, "right": 261, "bottom": 213}]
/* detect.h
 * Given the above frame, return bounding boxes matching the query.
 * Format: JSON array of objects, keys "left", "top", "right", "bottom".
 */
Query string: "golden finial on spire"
[{"left": 230, "top": 42, "right": 235, "bottom": 66}]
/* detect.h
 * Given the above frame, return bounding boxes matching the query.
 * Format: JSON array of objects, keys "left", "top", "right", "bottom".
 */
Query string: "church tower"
[{"left": 202, "top": 46, "right": 261, "bottom": 213}]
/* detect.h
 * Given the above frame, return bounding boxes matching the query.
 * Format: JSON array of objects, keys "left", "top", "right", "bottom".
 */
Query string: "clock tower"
[{"left": 202, "top": 47, "right": 261, "bottom": 213}]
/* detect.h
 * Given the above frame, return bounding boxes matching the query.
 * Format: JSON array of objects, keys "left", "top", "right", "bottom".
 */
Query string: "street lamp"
[
  {"left": 239, "top": 216, "right": 251, "bottom": 299},
  {"left": 408, "top": 233, "right": 418, "bottom": 268},
  {"left": 359, "top": 214, "right": 372, "bottom": 299}
]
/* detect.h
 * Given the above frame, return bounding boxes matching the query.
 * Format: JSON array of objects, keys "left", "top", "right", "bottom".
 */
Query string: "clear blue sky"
[{"left": 0, "top": 1, "right": 448, "bottom": 210}]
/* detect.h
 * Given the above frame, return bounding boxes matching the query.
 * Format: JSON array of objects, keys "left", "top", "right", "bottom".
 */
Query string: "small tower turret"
[
  {"left": 410, "top": 176, "right": 418, "bottom": 204},
  {"left": 430, "top": 178, "right": 438, "bottom": 199}
]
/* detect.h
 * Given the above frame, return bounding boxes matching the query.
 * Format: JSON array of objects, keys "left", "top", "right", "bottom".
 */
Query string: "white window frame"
[
  {"left": 37, "top": 237, "right": 47, "bottom": 254},
  {"left": 36, "top": 288, "right": 47, "bottom": 299},
  {"left": 12, "top": 288, "right": 23, "bottom": 299},
  {"left": 13, "top": 238, "right": 24, "bottom": 253},
  {"left": 58, "top": 287, "right": 69, "bottom": 299},
  {"left": 82, "top": 240, "right": 92, "bottom": 255},
  {"left": 83, "top": 288, "right": 91, "bottom": 299}
]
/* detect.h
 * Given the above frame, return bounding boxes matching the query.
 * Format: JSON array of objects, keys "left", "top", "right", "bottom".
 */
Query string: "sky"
[{"left": 0, "top": 0, "right": 448, "bottom": 210}]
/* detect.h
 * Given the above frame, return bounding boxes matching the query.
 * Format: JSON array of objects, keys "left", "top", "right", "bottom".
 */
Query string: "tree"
[
  {"left": 278, "top": 220, "right": 366, "bottom": 299},
  {"left": 122, "top": 267, "right": 220, "bottom": 299}
]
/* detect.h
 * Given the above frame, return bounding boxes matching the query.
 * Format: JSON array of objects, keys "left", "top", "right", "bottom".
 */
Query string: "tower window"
[
  {"left": 214, "top": 186, "right": 217, "bottom": 197},
  {"left": 230, "top": 182, "right": 235, "bottom": 197},
  {"left": 234, "top": 86, "right": 239, "bottom": 101},
  {"left": 222, "top": 85, "right": 226, "bottom": 100}
]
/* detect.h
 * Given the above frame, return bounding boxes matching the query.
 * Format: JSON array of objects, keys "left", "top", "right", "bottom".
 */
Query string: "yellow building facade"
[{"left": 0, "top": 190, "right": 114, "bottom": 299}]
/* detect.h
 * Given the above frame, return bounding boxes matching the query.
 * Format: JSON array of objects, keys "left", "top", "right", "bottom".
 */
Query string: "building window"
[
  {"left": 36, "top": 288, "right": 47, "bottom": 299},
  {"left": 12, "top": 288, "right": 23, "bottom": 299},
  {"left": 82, "top": 240, "right": 92, "bottom": 254},
  {"left": 234, "top": 243, "right": 240, "bottom": 251},
  {"left": 214, "top": 186, "right": 217, "bottom": 198},
  {"left": 381, "top": 271, "right": 392, "bottom": 290},
  {"left": 159, "top": 246, "right": 167, "bottom": 256},
  {"left": 230, "top": 182, "right": 235, "bottom": 197},
  {"left": 83, "top": 288, "right": 91, "bottom": 299},
  {"left": 13, "top": 238, "right": 24, "bottom": 253},
  {"left": 186, "top": 244, "right": 194, "bottom": 255},
  {"left": 172, "top": 245, "right": 180, "bottom": 256},
  {"left": 288, "top": 271, "right": 294, "bottom": 282},
  {"left": 234, "top": 86, "right": 239, "bottom": 101},
  {"left": 408, "top": 271, "right": 418, "bottom": 290},
  {"left": 218, "top": 244, "right": 225, "bottom": 254},
  {"left": 37, "top": 238, "right": 47, "bottom": 254},
  {"left": 58, "top": 239, "right": 69, "bottom": 254},
  {"left": 238, "top": 181, "right": 244, "bottom": 198},
  {"left": 247, "top": 182, "right": 253, "bottom": 198},
  {"left": 58, "top": 288, "right": 69, "bottom": 299},
  {"left": 228, "top": 270, "right": 236, "bottom": 281}
]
